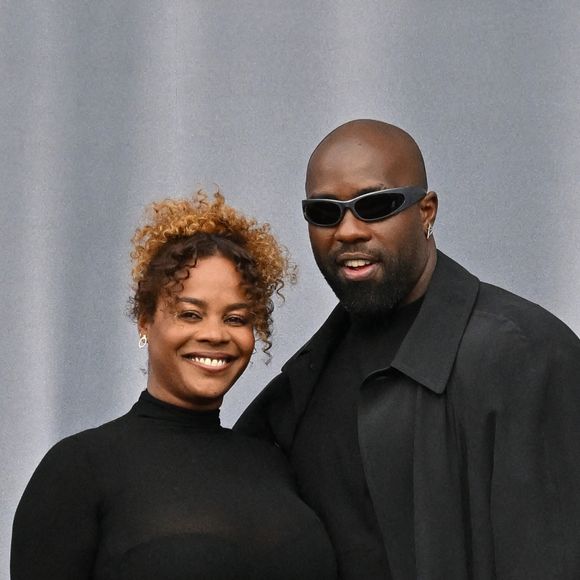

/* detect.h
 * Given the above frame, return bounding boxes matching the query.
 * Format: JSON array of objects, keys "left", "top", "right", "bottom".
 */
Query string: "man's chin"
[{"left": 328, "top": 277, "right": 401, "bottom": 318}]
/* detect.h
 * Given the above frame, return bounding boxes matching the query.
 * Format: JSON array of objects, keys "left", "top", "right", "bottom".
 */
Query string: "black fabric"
[
  {"left": 291, "top": 300, "right": 422, "bottom": 580},
  {"left": 235, "top": 251, "right": 580, "bottom": 580},
  {"left": 11, "top": 391, "right": 337, "bottom": 580},
  {"left": 292, "top": 325, "right": 390, "bottom": 579}
]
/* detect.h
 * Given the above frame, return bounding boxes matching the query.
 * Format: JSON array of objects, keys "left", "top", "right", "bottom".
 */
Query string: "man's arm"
[
  {"left": 234, "top": 372, "right": 296, "bottom": 450},
  {"left": 490, "top": 320, "right": 580, "bottom": 579}
]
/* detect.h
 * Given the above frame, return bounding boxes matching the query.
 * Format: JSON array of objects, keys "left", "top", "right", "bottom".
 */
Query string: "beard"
[{"left": 313, "top": 243, "right": 423, "bottom": 318}]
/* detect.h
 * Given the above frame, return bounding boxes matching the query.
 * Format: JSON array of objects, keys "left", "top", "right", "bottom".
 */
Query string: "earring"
[
  {"left": 138, "top": 334, "right": 148, "bottom": 349},
  {"left": 426, "top": 223, "right": 434, "bottom": 239}
]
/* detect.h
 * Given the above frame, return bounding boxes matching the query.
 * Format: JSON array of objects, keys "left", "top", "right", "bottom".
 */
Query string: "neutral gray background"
[{"left": 2, "top": 1, "right": 579, "bottom": 576}]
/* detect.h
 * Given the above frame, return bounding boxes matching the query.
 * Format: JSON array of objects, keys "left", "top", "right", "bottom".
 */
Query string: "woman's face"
[{"left": 140, "top": 254, "right": 255, "bottom": 410}]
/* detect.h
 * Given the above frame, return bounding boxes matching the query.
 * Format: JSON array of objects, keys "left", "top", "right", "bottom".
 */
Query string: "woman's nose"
[{"left": 196, "top": 318, "right": 229, "bottom": 344}]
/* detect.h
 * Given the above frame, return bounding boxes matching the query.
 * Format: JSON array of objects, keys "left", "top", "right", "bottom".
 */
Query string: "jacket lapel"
[
  {"left": 392, "top": 251, "right": 480, "bottom": 393},
  {"left": 281, "top": 305, "right": 349, "bottom": 424}
]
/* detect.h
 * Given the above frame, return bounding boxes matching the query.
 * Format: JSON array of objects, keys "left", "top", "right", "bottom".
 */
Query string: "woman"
[{"left": 11, "top": 192, "right": 337, "bottom": 579}]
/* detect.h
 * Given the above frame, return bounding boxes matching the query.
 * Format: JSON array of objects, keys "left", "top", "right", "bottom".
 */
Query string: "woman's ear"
[
  {"left": 138, "top": 315, "right": 150, "bottom": 339},
  {"left": 137, "top": 317, "right": 150, "bottom": 349}
]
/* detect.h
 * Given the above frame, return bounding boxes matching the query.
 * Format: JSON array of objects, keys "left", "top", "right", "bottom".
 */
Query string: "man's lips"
[{"left": 336, "top": 253, "right": 380, "bottom": 281}]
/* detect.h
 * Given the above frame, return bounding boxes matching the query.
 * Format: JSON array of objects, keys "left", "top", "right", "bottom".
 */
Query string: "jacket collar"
[
  {"left": 282, "top": 251, "right": 480, "bottom": 406},
  {"left": 391, "top": 251, "right": 479, "bottom": 393}
]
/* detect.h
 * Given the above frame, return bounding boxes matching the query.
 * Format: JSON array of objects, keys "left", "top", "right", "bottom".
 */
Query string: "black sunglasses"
[{"left": 302, "top": 186, "right": 427, "bottom": 227}]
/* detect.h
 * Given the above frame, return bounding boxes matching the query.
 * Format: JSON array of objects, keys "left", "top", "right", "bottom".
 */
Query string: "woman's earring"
[
  {"left": 138, "top": 334, "right": 148, "bottom": 349},
  {"left": 426, "top": 223, "right": 434, "bottom": 239}
]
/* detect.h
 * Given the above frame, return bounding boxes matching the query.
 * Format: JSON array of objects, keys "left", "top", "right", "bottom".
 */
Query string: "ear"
[
  {"left": 138, "top": 315, "right": 151, "bottom": 338},
  {"left": 420, "top": 191, "right": 438, "bottom": 227}
]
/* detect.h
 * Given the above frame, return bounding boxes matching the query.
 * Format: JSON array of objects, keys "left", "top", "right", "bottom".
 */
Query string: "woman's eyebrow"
[
  {"left": 177, "top": 297, "right": 205, "bottom": 307},
  {"left": 225, "top": 302, "right": 251, "bottom": 312},
  {"left": 178, "top": 297, "right": 250, "bottom": 311}
]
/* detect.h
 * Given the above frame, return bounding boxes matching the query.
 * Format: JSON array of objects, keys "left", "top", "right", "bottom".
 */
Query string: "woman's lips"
[{"left": 182, "top": 354, "right": 234, "bottom": 372}]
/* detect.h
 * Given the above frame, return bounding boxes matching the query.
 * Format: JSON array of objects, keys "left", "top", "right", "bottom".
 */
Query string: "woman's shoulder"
[{"left": 37, "top": 410, "right": 134, "bottom": 473}]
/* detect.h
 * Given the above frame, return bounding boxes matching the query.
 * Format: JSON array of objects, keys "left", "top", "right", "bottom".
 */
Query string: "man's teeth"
[
  {"left": 343, "top": 259, "right": 372, "bottom": 268},
  {"left": 190, "top": 357, "right": 228, "bottom": 367}
]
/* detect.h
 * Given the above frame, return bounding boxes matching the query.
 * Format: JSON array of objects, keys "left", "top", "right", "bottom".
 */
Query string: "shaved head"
[
  {"left": 306, "top": 119, "right": 428, "bottom": 194},
  {"left": 304, "top": 119, "right": 437, "bottom": 316}
]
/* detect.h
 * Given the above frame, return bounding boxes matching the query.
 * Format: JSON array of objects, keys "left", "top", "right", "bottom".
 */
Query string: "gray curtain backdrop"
[{"left": 2, "top": 1, "right": 579, "bottom": 576}]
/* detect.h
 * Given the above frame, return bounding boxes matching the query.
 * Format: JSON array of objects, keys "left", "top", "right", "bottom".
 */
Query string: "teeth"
[
  {"left": 344, "top": 259, "right": 372, "bottom": 268},
  {"left": 190, "top": 357, "right": 228, "bottom": 367}
]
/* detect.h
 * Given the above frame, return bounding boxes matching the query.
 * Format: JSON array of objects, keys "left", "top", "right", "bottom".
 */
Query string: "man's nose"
[{"left": 334, "top": 209, "right": 372, "bottom": 243}]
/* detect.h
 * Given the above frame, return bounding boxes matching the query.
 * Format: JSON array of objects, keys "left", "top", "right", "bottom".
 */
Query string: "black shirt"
[
  {"left": 291, "top": 300, "right": 422, "bottom": 579},
  {"left": 11, "top": 391, "right": 337, "bottom": 580}
]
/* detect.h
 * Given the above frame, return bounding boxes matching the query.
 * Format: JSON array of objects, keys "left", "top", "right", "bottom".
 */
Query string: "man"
[{"left": 235, "top": 120, "right": 580, "bottom": 579}]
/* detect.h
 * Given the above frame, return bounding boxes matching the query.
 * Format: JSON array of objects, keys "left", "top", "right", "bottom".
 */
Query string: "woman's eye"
[
  {"left": 226, "top": 315, "right": 248, "bottom": 326},
  {"left": 177, "top": 310, "right": 201, "bottom": 321}
]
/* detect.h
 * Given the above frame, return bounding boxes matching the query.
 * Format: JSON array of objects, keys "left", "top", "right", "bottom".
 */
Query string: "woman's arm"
[{"left": 11, "top": 435, "right": 100, "bottom": 579}]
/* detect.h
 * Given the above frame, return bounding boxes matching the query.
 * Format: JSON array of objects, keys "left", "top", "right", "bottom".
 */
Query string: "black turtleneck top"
[{"left": 11, "top": 391, "right": 337, "bottom": 579}]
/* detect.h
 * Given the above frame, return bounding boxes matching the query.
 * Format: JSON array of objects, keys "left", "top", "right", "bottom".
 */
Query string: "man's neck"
[{"left": 401, "top": 244, "right": 437, "bottom": 306}]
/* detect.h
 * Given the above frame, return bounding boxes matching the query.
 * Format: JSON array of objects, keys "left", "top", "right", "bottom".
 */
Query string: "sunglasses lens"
[
  {"left": 304, "top": 201, "right": 342, "bottom": 226},
  {"left": 355, "top": 193, "right": 405, "bottom": 220},
  {"left": 304, "top": 191, "right": 414, "bottom": 226}
]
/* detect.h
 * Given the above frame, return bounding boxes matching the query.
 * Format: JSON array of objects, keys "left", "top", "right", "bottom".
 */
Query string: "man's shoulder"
[
  {"left": 233, "top": 370, "right": 292, "bottom": 440},
  {"left": 433, "top": 252, "right": 577, "bottom": 345},
  {"left": 233, "top": 329, "right": 326, "bottom": 443},
  {"left": 451, "top": 280, "right": 580, "bottom": 395},
  {"left": 445, "top": 278, "right": 580, "bottom": 416},
  {"left": 470, "top": 281, "right": 577, "bottom": 345},
  {"left": 430, "top": 253, "right": 580, "bottom": 389}
]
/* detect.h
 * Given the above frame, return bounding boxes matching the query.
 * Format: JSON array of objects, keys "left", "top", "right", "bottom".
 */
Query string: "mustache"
[{"left": 329, "top": 243, "right": 383, "bottom": 262}]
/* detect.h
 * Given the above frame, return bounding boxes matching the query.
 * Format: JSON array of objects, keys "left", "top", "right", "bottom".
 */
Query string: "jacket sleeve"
[
  {"left": 11, "top": 435, "right": 100, "bottom": 579},
  {"left": 490, "top": 320, "right": 580, "bottom": 580},
  {"left": 234, "top": 372, "right": 297, "bottom": 451}
]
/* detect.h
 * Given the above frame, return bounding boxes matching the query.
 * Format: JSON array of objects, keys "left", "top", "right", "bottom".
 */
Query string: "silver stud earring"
[
  {"left": 426, "top": 223, "right": 434, "bottom": 239},
  {"left": 138, "top": 334, "right": 148, "bottom": 349}
]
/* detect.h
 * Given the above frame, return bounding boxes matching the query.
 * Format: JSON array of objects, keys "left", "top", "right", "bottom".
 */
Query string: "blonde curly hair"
[{"left": 130, "top": 191, "right": 295, "bottom": 355}]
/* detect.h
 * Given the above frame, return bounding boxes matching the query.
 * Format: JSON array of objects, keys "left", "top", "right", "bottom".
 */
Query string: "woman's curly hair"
[{"left": 130, "top": 191, "right": 295, "bottom": 356}]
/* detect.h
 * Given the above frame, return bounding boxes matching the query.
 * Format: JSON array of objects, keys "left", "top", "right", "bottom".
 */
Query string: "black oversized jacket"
[{"left": 235, "top": 252, "right": 580, "bottom": 579}]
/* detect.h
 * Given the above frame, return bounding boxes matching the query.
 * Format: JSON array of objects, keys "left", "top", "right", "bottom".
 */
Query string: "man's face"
[{"left": 306, "top": 139, "right": 429, "bottom": 317}]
